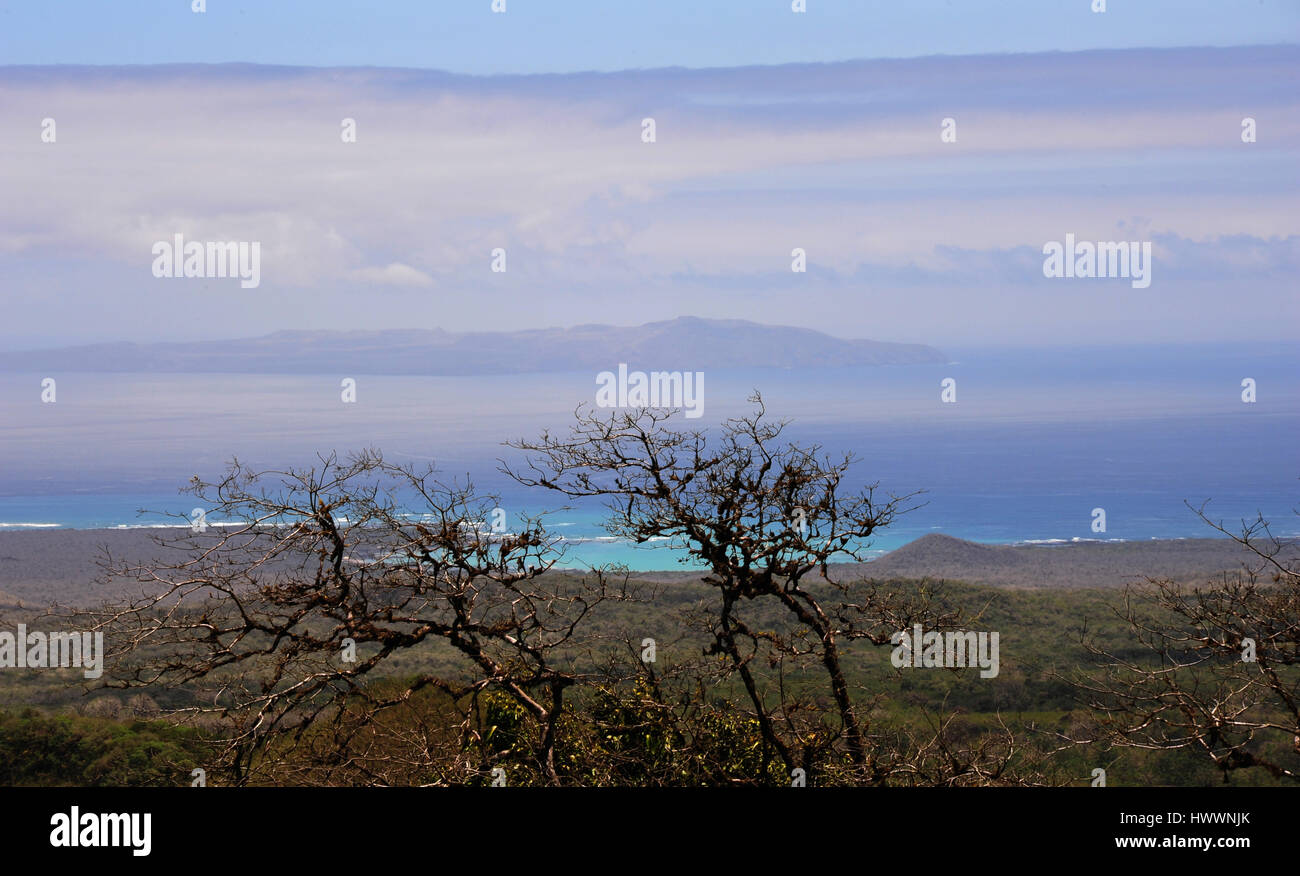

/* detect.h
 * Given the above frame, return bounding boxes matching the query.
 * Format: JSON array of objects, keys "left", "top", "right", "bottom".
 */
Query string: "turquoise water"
[{"left": 1, "top": 344, "right": 1296, "bottom": 570}]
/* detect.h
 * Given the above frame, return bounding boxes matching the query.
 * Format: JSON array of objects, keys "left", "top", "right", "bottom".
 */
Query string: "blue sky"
[{"left": 1, "top": 0, "right": 1297, "bottom": 73}]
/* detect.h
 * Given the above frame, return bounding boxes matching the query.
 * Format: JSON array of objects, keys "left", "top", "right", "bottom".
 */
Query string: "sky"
[
  {"left": 0, "top": 2, "right": 1297, "bottom": 349},
  {"left": 1, "top": 0, "right": 1296, "bottom": 72}
]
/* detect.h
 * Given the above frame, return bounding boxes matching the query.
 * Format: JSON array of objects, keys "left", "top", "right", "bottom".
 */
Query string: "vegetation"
[
  {"left": 0, "top": 708, "right": 205, "bottom": 786},
  {"left": 0, "top": 397, "right": 1292, "bottom": 787},
  {"left": 1073, "top": 504, "right": 1300, "bottom": 782}
]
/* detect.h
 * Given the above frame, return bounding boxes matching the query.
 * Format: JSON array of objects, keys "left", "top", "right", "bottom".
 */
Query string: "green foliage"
[
  {"left": 0, "top": 709, "right": 208, "bottom": 787},
  {"left": 6, "top": 577, "right": 1293, "bottom": 786}
]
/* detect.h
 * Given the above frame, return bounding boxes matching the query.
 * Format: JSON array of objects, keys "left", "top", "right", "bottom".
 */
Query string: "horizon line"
[{"left": 3, "top": 42, "right": 1297, "bottom": 79}]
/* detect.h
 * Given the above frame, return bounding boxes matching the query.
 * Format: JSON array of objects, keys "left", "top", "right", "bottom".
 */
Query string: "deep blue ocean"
[{"left": 1, "top": 344, "right": 1296, "bottom": 570}]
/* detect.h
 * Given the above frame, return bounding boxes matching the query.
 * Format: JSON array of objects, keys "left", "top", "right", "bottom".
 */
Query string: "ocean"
[{"left": 1, "top": 344, "right": 1296, "bottom": 570}]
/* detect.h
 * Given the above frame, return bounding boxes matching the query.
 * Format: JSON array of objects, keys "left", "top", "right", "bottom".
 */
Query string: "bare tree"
[
  {"left": 66, "top": 399, "right": 1052, "bottom": 786},
  {"left": 1073, "top": 503, "right": 1300, "bottom": 783},
  {"left": 76, "top": 449, "right": 631, "bottom": 785},
  {"left": 504, "top": 395, "right": 1025, "bottom": 784}
]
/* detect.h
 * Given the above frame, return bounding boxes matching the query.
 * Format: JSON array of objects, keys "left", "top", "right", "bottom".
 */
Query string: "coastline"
[{"left": 0, "top": 526, "right": 1289, "bottom": 608}]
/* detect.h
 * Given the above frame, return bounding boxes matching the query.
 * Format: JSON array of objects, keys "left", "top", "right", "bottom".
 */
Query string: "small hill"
[
  {"left": 858, "top": 534, "right": 1294, "bottom": 589},
  {"left": 867, "top": 533, "right": 1029, "bottom": 577}
]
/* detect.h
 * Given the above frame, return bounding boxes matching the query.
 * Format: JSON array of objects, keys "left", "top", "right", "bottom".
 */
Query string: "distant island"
[{"left": 0, "top": 317, "right": 946, "bottom": 375}]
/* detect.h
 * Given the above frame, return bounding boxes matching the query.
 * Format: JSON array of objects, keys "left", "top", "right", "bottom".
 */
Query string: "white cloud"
[
  {"left": 1, "top": 47, "right": 1297, "bottom": 345},
  {"left": 350, "top": 262, "right": 435, "bottom": 287}
]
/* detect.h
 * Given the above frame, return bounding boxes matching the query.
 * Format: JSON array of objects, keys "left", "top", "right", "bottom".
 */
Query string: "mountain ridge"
[{"left": 0, "top": 317, "right": 947, "bottom": 376}]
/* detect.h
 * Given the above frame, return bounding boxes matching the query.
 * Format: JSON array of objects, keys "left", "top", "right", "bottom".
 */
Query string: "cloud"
[
  {"left": 0, "top": 45, "right": 1297, "bottom": 346},
  {"left": 350, "top": 262, "right": 435, "bottom": 287}
]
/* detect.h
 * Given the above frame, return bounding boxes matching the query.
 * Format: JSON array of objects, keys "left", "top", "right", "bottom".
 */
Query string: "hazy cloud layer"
[{"left": 1, "top": 46, "right": 1297, "bottom": 348}]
